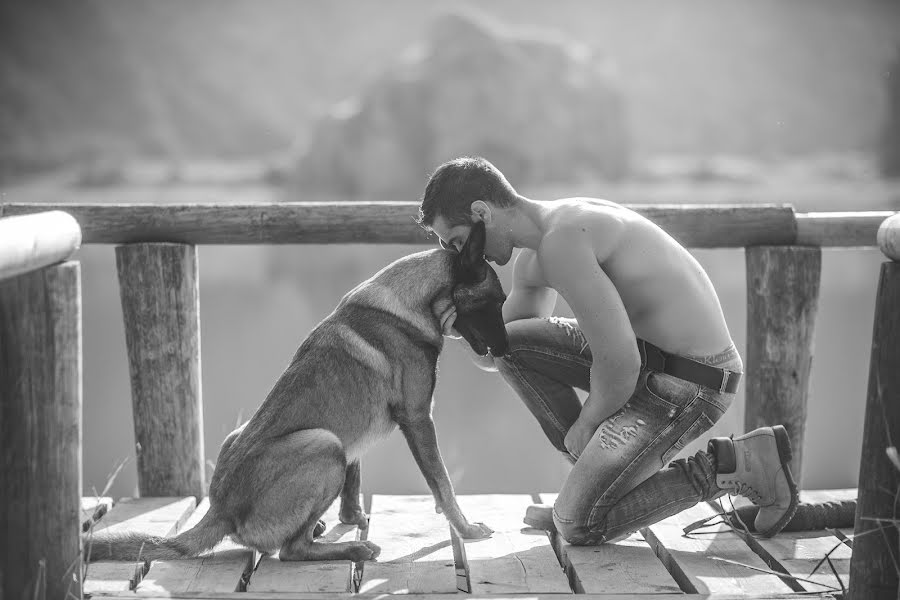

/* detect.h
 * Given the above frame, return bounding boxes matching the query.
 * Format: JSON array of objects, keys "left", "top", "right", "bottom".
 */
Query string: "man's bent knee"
[{"left": 553, "top": 511, "right": 605, "bottom": 546}]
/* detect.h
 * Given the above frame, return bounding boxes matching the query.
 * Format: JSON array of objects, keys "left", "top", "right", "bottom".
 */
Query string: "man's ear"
[
  {"left": 460, "top": 221, "right": 487, "bottom": 277},
  {"left": 470, "top": 201, "right": 492, "bottom": 225}
]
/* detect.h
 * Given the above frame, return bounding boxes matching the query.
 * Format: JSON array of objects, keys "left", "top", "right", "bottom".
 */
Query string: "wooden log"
[
  {"left": 539, "top": 493, "right": 680, "bottom": 594},
  {"left": 848, "top": 261, "right": 900, "bottom": 600},
  {"left": 83, "top": 496, "right": 196, "bottom": 594},
  {"left": 796, "top": 210, "right": 897, "bottom": 247},
  {"left": 0, "top": 202, "right": 797, "bottom": 247},
  {"left": 0, "top": 261, "right": 83, "bottom": 600},
  {"left": 0, "top": 210, "right": 81, "bottom": 281},
  {"left": 116, "top": 243, "right": 205, "bottom": 498},
  {"left": 641, "top": 502, "right": 794, "bottom": 595},
  {"left": 877, "top": 212, "right": 900, "bottom": 260},
  {"left": 248, "top": 497, "right": 360, "bottom": 593},
  {"left": 455, "top": 494, "right": 570, "bottom": 594},
  {"left": 357, "top": 495, "right": 456, "bottom": 594},
  {"left": 137, "top": 498, "right": 254, "bottom": 593},
  {"left": 745, "top": 246, "right": 822, "bottom": 482}
]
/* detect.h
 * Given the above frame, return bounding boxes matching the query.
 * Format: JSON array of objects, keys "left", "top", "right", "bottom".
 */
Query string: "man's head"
[{"left": 417, "top": 156, "right": 519, "bottom": 265}]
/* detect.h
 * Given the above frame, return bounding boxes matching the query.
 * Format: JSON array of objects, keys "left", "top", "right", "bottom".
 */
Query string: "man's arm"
[{"left": 539, "top": 222, "right": 640, "bottom": 457}]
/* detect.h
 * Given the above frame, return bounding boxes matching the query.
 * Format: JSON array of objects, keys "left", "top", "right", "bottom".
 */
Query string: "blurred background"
[{"left": 2, "top": 0, "right": 899, "bottom": 499}]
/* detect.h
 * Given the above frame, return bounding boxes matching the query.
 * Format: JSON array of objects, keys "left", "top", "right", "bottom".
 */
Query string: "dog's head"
[{"left": 450, "top": 221, "right": 509, "bottom": 357}]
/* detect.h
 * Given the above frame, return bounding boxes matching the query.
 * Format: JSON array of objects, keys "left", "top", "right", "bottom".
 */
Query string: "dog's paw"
[
  {"left": 347, "top": 540, "right": 381, "bottom": 562},
  {"left": 457, "top": 521, "right": 493, "bottom": 540},
  {"left": 339, "top": 508, "right": 369, "bottom": 530}
]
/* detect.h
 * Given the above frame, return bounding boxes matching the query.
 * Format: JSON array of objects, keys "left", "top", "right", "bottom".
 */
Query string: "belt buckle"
[{"left": 719, "top": 370, "right": 732, "bottom": 393}]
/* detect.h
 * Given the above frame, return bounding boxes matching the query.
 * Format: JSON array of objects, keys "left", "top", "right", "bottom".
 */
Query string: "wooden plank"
[
  {"left": 357, "top": 495, "right": 456, "bottom": 594},
  {"left": 642, "top": 501, "right": 795, "bottom": 595},
  {"left": 539, "top": 493, "right": 680, "bottom": 594},
  {"left": 0, "top": 202, "right": 800, "bottom": 247},
  {"left": 849, "top": 260, "right": 900, "bottom": 599},
  {"left": 247, "top": 499, "right": 358, "bottom": 593},
  {"left": 750, "top": 526, "right": 850, "bottom": 592},
  {"left": 83, "top": 496, "right": 196, "bottom": 594},
  {"left": 116, "top": 243, "right": 205, "bottom": 497},
  {"left": 796, "top": 210, "right": 897, "bottom": 247},
  {"left": 86, "top": 592, "right": 837, "bottom": 600},
  {"left": 83, "top": 496, "right": 114, "bottom": 531},
  {"left": 136, "top": 498, "right": 254, "bottom": 593},
  {"left": 0, "top": 210, "right": 81, "bottom": 281},
  {"left": 1, "top": 262, "right": 82, "bottom": 600},
  {"left": 455, "top": 494, "right": 569, "bottom": 594},
  {"left": 745, "top": 245, "right": 821, "bottom": 481}
]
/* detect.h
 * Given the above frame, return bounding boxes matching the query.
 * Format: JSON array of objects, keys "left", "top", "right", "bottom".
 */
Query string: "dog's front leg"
[
  {"left": 339, "top": 461, "right": 368, "bottom": 529},
  {"left": 398, "top": 417, "right": 493, "bottom": 539}
]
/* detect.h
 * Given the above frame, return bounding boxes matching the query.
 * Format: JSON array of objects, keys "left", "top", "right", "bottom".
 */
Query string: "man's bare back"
[{"left": 511, "top": 198, "right": 733, "bottom": 359}]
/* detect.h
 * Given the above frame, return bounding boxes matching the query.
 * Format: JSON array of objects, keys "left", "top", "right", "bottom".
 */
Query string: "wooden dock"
[
  {"left": 5, "top": 207, "right": 899, "bottom": 600},
  {"left": 81, "top": 490, "right": 854, "bottom": 599}
]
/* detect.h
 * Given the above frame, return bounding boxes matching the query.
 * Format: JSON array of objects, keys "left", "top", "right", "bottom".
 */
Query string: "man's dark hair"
[{"left": 417, "top": 156, "right": 518, "bottom": 228}]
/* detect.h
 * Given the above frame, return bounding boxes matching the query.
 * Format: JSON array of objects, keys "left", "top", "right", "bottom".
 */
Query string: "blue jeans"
[{"left": 495, "top": 317, "right": 742, "bottom": 545}]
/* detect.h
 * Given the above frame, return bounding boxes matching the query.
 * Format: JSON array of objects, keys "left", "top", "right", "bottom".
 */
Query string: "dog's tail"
[{"left": 85, "top": 505, "right": 231, "bottom": 562}]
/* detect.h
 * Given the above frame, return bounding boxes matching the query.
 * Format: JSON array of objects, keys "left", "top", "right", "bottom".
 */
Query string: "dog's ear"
[{"left": 459, "top": 221, "right": 487, "bottom": 279}]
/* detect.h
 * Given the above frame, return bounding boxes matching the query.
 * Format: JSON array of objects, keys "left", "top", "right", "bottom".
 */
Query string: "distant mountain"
[
  {"left": 292, "top": 12, "right": 630, "bottom": 200},
  {"left": 2, "top": 0, "right": 899, "bottom": 182}
]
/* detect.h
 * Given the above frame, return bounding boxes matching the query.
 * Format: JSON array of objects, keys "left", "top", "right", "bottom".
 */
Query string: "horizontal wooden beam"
[
  {"left": 0, "top": 211, "right": 82, "bottom": 281},
  {"left": 795, "top": 211, "right": 897, "bottom": 247},
  {"left": 87, "top": 593, "right": 831, "bottom": 599},
  {"left": 0, "top": 202, "right": 799, "bottom": 247},
  {"left": 877, "top": 212, "right": 900, "bottom": 260}
]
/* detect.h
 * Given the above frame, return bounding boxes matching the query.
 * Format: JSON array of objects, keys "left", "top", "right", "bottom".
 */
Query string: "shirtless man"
[{"left": 418, "top": 156, "right": 799, "bottom": 544}]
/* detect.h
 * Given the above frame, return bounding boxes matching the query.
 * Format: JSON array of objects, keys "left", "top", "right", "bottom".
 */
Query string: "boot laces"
[{"left": 724, "top": 480, "right": 762, "bottom": 504}]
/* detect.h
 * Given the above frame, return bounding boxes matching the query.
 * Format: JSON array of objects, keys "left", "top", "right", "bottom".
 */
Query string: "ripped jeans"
[{"left": 495, "top": 317, "right": 742, "bottom": 545}]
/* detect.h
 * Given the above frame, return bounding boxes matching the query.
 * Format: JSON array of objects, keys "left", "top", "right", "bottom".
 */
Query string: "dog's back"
[{"left": 209, "top": 250, "right": 452, "bottom": 500}]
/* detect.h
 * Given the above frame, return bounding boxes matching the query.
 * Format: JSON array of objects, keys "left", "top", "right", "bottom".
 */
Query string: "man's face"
[{"left": 431, "top": 215, "right": 512, "bottom": 265}]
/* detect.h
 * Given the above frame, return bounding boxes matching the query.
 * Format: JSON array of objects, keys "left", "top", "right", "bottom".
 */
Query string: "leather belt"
[{"left": 637, "top": 339, "right": 742, "bottom": 394}]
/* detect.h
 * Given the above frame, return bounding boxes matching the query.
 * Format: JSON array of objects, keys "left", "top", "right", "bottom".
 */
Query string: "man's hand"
[{"left": 564, "top": 418, "right": 598, "bottom": 460}]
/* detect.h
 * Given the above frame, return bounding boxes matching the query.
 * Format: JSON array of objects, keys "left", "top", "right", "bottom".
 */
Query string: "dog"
[{"left": 88, "top": 221, "right": 508, "bottom": 563}]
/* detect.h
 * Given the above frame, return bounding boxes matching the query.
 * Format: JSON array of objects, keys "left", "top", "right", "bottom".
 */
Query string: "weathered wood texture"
[
  {"left": 84, "top": 497, "right": 196, "bottom": 594},
  {"left": 848, "top": 261, "right": 900, "bottom": 600},
  {"left": 796, "top": 211, "right": 897, "bottom": 247},
  {"left": 745, "top": 246, "right": 821, "bottom": 482},
  {"left": 249, "top": 498, "right": 360, "bottom": 593},
  {"left": 0, "top": 262, "right": 83, "bottom": 600},
  {"left": 84, "top": 593, "right": 838, "bottom": 600},
  {"left": 538, "top": 493, "right": 680, "bottom": 594},
  {"left": 137, "top": 498, "right": 254, "bottom": 594},
  {"left": 456, "top": 494, "right": 570, "bottom": 594},
  {"left": 357, "top": 495, "right": 456, "bottom": 594},
  {"left": 116, "top": 243, "right": 205, "bottom": 497},
  {"left": 642, "top": 502, "right": 794, "bottom": 595},
  {"left": 0, "top": 203, "right": 799, "bottom": 247},
  {"left": 0, "top": 210, "right": 81, "bottom": 281},
  {"left": 877, "top": 212, "right": 900, "bottom": 259}
]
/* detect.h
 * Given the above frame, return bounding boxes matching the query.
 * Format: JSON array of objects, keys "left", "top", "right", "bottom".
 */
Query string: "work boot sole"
[{"left": 757, "top": 425, "right": 800, "bottom": 538}]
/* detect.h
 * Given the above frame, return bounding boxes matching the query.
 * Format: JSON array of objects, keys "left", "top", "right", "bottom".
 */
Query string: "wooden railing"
[{"left": 0, "top": 202, "right": 898, "bottom": 600}]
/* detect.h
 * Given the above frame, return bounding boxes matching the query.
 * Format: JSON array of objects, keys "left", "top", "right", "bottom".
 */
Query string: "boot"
[{"left": 708, "top": 425, "right": 799, "bottom": 537}]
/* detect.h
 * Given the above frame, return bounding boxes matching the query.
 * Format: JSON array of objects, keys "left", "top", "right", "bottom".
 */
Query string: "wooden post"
[
  {"left": 849, "top": 215, "right": 900, "bottom": 599},
  {"left": 0, "top": 211, "right": 81, "bottom": 280},
  {"left": 745, "top": 246, "right": 822, "bottom": 483},
  {"left": 116, "top": 243, "right": 205, "bottom": 498},
  {"left": 1, "top": 262, "right": 83, "bottom": 600}
]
